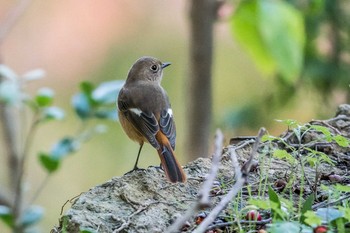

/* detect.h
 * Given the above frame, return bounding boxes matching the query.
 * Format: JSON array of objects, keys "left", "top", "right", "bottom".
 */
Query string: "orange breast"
[{"left": 118, "top": 111, "right": 146, "bottom": 144}]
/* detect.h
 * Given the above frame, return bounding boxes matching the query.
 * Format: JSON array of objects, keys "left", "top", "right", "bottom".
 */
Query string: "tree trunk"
[{"left": 186, "top": 0, "right": 216, "bottom": 159}]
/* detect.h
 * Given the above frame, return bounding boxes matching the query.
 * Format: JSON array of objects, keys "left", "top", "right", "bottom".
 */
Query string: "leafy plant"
[
  {"left": 0, "top": 64, "right": 123, "bottom": 232},
  {"left": 226, "top": 0, "right": 350, "bottom": 130}
]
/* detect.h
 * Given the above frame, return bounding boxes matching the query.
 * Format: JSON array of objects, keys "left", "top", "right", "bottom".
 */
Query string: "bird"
[{"left": 117, "top": 56, "right": 186, "bottom": 183}]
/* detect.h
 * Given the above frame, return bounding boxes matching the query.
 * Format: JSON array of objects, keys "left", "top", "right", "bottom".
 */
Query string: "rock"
[
  {"left": 53, "top": 105, "right": 350, "bottom": 233},
  {"left": 53, "top": 157, "right": 236, "bottom": 233},
  {"left": 336, "top": 104, "right": 350, "bottom": 117}
]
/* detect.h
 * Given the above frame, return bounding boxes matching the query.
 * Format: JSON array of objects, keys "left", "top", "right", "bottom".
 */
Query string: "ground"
[{"left": 52, "top": 104, "right": 350, "bottom": 233}]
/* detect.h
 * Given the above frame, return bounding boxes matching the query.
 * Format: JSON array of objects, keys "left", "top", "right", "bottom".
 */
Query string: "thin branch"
[
  {"left": 113, "top": 201, "right": 169, "bottom": 233},
  {"left": 241, "top": 128, "right": 266, "bottom": 175},
  {"left": 0, "top": 105, "right": 19, "bottom": 187},
  {"left": 193, "top": 128, "right": 265, "bottom": 233},
  {"left": 192, "top": 150, "right": 245, "bottom": 233},
  {"left": 113, "top": 205, "right": 149, "bottom": 233},
  {"left": 199, "top": 129, "right": 224, "bottom": 207},
  {"left": 165, "top": 129, "right": 224, "bottom": 233},
  {"left": 28, "top": 174, "right": 50, "bottom": 205},
  {"left": 312, "top": 193, "right": 350, "bottom": 210},
  {"left": 12, "top": 116, "right": 39, "bottom": 230},
  {"left": 0, "top": 0, "right": 33, "bottom": 203}
]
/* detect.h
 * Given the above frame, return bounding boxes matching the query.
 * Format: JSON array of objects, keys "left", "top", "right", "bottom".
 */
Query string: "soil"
[{"left": 52, "top": 104, "right": 350, "bottom": 233}]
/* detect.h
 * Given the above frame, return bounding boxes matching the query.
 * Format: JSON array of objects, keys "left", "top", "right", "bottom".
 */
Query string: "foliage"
[
  {"left": 0, "top": 64, "right": 123, "bottom": 232},
  {"left": 231, "top": 0, "right": 305, "bottom": 83},
  {"left": 218, "top": 118, "right": 350, "bottom": 232},
  {"left": 226, "top": 0, "right": 350, "bottom": 129}
]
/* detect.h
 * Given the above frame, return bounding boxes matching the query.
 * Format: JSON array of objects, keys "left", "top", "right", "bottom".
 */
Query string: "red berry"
[
  {"left": 314, "top": 225, "right": 327, "bottom": 233},
  {"left": 246, "top": 210, "right": 262, "bottom": 221},
  {"left": 195, "top": 212, "right": 207, "bottom": 225}
]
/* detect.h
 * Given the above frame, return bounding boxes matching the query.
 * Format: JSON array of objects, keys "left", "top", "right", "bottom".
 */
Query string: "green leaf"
[
  {"left": 268, "top": 186, "right": 284, "bottom": 220},
  {"left": 300, "top": 193, "right": 315, "bottom": 224},
  {"left": 39, "top": 153, "right": 60, "bottom": 173},
  {"left": 334, "top": 184, "right": 350, "bottom": 193},
  {"left": 258, "top": 0, "right": 305, "bottom": 82},
  {"left": 275, "top": 119, "right": 300, "bottom": 128},
  {"left": 231, "top": 0, "right": 305, "bottom": 83},
  {"left": 331, "top": 217, "right": 346, "bottom": 232},
  {"left": 306, "top": 157, "right": 317, "bottom": 167},
  {"left": 42, "top": 106, "right": 65, "bottom": 120},
  {"left": 304, "top": 148, "right": 334, "bottom": 166},
  {"left": 310, "top": 125, "right": 332, "bottom": 141},
  {"left": 317, "top": 151, "right": 334, "bottom": 165},
  {"left": 231, "top": 0, "right": 276, "bottom": 75},
  {"left": 20, "top": 205, "right": 44, "bottom": 227},
  {"left": 333, "top": 134, "right": 350, "bottom": 147},
  {"left": 51, "top": 137, "right": 78, "bottom": 159},
  {"left": 268, "top": 186, "right": 281, "bottom": 206},
  {"left": 0, "top": 205, "right": 14, "bottom": 227},
  {"left": 304, "top": 210, "right": 322, "bottom": 227},
  {"left": 92, "top": 80, "right": 124, "bottom": 104},
  {"left": 273, "top": 149, "right": 296, "bottom": 164},
  {"left": 261, "top": 134, "right": 277, "bottom": 142},
  {"left": 80, "top": 81, "right": 94, "bottom": 95},
  {"left": 72, "top": 93, "right": 91, "bottom": 119},
  {"left": 36, "top": 87, "right": 54, "bottom": 107},
  {"left": 339, "top": 207, "right": 350, "bottom": 222},
  {"left": 80, "top": 228, "right": 97, "bottom": 233},
  {"left": 248, "top": 199, "right": 271, "bottom": 209}
]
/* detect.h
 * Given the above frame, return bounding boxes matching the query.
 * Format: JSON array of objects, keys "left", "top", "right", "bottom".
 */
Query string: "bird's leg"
[
  {"left": 132, "top": 142, "right": 144, "bottom": 170},
  {"left": 125, "top": 143, "right": 144, "bottom": 175}
]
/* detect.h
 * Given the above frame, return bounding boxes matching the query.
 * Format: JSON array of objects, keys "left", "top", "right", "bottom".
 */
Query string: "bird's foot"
[{"left": 124, "top": 166, "right": 145, "bottom": 175}]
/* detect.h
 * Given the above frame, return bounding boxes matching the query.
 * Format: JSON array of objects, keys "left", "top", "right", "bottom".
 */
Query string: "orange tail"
[{"left": 157, "top": 144, "right": 186, "bottom": 183}]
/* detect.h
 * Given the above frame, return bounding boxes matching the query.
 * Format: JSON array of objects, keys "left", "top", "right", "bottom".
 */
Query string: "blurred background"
[{"left": 0, "top": 0, "right": 349, "bottom": 232}]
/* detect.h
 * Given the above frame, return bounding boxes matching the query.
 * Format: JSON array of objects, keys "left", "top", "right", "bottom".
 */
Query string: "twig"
[
  {"left": 165, "top": 129, "right": 224, "bottom": 233},
  {"left": 192, "top": 150, "right": 245, "bottom": 233},
  {"left": 0, "top": 103, "right": 19, "bottom": 187},
  {"left": 28, "top": 174, "right": 50, "bottom": 205},
  {"left": 0, "top": 1, "right": 33, "bottom": 232},
  {"left": 199, "top": 129, "right": 224, "bottom": 207},
  {"left": 13, "top": 116, "right": 39, "bottom": 230},
  {"left": 60, "top": 193, "right": 83, "bottom": 215},
  {"left": 312, "top": 193, "right": 350, "bottom": 210},
  {"left": 241, "top": 128, "right": 266, "bottom": 176},
  {"left": 113, "top": 201, "right": 161, "bottom": 233},
  {"left": 193, "top": 128, "right": 265, "bottom": 233}
]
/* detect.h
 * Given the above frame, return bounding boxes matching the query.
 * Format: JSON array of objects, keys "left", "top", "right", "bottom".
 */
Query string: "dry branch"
[{"left": 165, "top": 129, "right": 224, "bottom": 233}]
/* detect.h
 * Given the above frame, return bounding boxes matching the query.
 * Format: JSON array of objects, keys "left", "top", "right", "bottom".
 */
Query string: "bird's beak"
[{"left": 161, "top": 62, "right": 171, "bottom": 69}]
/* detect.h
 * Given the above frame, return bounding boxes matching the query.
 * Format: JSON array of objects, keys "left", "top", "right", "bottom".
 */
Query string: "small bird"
[{"left": 117, "top": 56, "right": 186, "bottom": 183}]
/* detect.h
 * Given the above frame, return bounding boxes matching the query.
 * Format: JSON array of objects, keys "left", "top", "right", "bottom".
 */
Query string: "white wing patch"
[
  {"left": 129, "top": 108, "right": 142, "bottom": 116},
  {"left": 167, "top": 108, "right": 173, "bottom": 117}
]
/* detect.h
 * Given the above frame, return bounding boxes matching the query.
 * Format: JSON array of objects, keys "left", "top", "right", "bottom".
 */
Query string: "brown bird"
[{"left": 117, "top": 56, "right": 186, "bottom": 183}]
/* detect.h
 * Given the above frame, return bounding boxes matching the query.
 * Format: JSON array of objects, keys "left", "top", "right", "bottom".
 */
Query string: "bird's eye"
[{"left": 150, "top": 64, "right": 158, "bottom": 72}]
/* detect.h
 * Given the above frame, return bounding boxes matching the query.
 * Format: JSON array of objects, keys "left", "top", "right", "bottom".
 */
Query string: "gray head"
[{"left": 126, "top": 56, "right": 171, "bottom": 84}]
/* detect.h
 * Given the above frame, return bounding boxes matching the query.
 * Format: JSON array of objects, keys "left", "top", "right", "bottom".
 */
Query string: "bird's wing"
[
  {"left": 118, "top": 90, "right": 160, "bottom": 149},
  {"left": 159, "top": 109, "right": 176, "bottom": 150}
]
